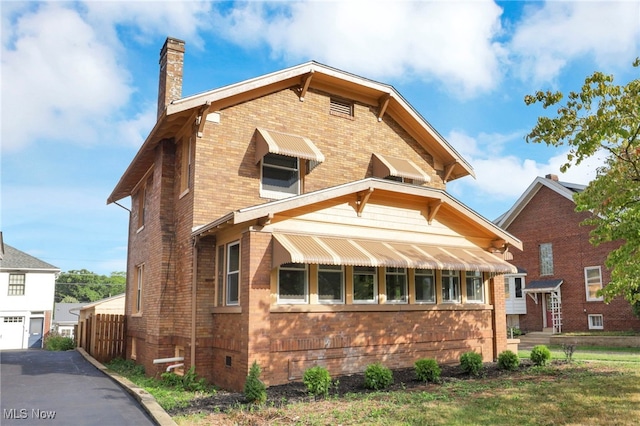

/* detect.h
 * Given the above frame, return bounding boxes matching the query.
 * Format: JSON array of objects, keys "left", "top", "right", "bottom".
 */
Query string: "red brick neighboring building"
[
  {"left": 498, "top": 175, "right": 640, "bottom": 334},
  {"left": 108, "top": 37, "right": 522, "bottom": 391}
]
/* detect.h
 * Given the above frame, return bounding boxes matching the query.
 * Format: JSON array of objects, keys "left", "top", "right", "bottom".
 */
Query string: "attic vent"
[{"left": 330, "top": 98, "right": 354, "bottom": 117}]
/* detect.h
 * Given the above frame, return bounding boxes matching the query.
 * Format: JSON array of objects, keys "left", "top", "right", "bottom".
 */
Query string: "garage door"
[{"left": 0, "top": 316, "right": 26, "bottom": 350}]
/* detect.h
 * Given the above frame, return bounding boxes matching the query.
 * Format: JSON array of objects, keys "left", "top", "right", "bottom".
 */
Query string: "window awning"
[
  {"left": 255, "top": 128, "right": 325, "bottom": 164},
  {"left": 523, "top": 279, "right": 563, "bottom": 293},
  {"left": 272, "top": 233, "right": 516, "bottom": 273},
  {"left": 372, "top": 153, "right": 431, "bottom": 183}
]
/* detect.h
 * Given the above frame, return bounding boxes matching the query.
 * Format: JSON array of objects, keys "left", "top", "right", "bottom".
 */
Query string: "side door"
[{"left": 28, "top": 317, "right": 44, "bottom": 348}]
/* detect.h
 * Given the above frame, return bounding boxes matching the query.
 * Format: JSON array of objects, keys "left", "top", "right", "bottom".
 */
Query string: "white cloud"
[
  {"left": 510, "top": 1, "right": 640, "bottom": 84},
  {"left": 213, "top": 0, "right": 507, "bottom": 97}
]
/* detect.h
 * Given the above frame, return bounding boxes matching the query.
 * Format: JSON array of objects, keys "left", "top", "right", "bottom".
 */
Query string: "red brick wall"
[{"left": 506, "top": 185, "right": 640, "bottom": 332}]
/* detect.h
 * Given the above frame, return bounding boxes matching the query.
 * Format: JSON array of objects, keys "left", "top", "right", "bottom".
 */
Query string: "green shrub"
[
  {"left": 530, "top": 345, "right": 552, "bottom": 366},
  {"left": 303, "top": 366, "right": 332, "bottom": 398},
  {"left": 160, "top": 367, "right": 208, "bottom": 392},
  {"left": 106, "top": 358, "right": 145, "bottom": 377},
  {"left": 459, "top": 351, "right": 483, "bottom": 376},
  {"left": 497, "top": 350, "right": 520, "bottom": 371},
  {"left": 364, "top": 363, "right": 393, "bottom": 390},
  {"left": 44, "top": 333, "right": 75, "bottom": 351},
  {"left": 414, "top": 358, "right": 441, "bottom": 383},
  {"left": 244, "top": 361, "right": 267, "bottom": 404}
]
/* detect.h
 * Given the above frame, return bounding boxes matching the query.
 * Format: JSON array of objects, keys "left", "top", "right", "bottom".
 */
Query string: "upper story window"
[
  {"left": 226, "top": 242, "right": 240, "bottom": 305},
  {"left": 8, "top": 274, "right": 25, "bottom": 296},
  {"left": 539, "top": 243, "right": 554, "bottom": 276},
  {"left": 584, "top": 266, "right": 603, "bottom": 301},
  {"left": 330, "top": 97, "right": 354, "bottom": 118},
  {"left": 278, "top": 263, "right": 308, "bottom": 304},
  {"left": 180, "top": 137, "right": 193, "bottom": 194},
  {"left": 441, "top": 269, "right": 460, "bottom": 303},
  {"left": 353, "top": 266, "right": 377, "bottom": 304},
  {"left": 136, "top": 186, "right": 146, "bottom": 230},
  {"left": 371, "top": 153, "right": 430, "bottom": 184},
  {"left": 415, "top": 268, "right": 435, "bottom": 303},
  {"left": 514, "top": 277, "right": 523, "bottom": 298},
  {"left": 385, "top": 267, "right": 407, "bottom": 303},
  {"left": 465, "top": 271, "right": 484, "bottom": 303},
  {"left": 261, "top": 154, "right": 300, "bottom": 198},
  {"left": 318, "top": 264, "right": 344, "bottom": 303}
]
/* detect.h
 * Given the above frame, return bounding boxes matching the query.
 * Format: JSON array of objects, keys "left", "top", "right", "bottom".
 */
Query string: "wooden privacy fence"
[{"left": 78, "top": 314, "right": 126, "bottom": 363}]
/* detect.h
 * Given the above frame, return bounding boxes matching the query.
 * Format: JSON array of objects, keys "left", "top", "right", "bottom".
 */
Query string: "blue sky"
[{"left": 2, "top": 1, "right": 639, "bottom": 275}]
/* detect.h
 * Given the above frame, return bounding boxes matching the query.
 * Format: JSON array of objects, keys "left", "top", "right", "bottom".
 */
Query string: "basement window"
[
  {"left": 588, "top": 314, "right": 603, "bottom": 330},
  {"left": 330, "top": 97, "right": 354, "bottom": 118}
]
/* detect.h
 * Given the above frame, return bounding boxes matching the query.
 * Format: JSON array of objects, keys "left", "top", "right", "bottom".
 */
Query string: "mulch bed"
[{"left": 170, "top": 360, "right": 535, "bottom": 416}]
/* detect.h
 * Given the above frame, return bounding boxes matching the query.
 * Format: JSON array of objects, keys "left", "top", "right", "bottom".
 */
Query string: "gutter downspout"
[{"left": 191, "top": 236, "right": 199, "bottom": 373}]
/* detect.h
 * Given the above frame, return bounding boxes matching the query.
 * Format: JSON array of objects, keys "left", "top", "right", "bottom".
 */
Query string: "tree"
[
  {"left": 55, "top": 270, "right": 126, "bottom": 303},
  {"left": 524, "top": 59, "right": 640, "bottom": 311}
]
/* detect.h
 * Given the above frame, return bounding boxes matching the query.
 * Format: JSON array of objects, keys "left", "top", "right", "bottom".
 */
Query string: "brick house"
[
  {"left": 497, "top": 174, "right": 640, "bottom": 334},
  {"left": 108, "top": 37, "right": 522, "bottom": 391}
]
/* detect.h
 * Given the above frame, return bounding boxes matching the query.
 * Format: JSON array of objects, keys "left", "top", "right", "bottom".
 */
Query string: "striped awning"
[
  {"left": 255, "top": 128, "right": 325, "bottom": 163},
  {"left": 372, "top": 153, "right": 430, "bottom": 183},
  {"left": 272, "top": 233, "right": 516, "bottom": 273}
]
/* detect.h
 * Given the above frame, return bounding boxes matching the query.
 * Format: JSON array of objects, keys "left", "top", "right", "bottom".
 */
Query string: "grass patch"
[
  {"left": 519, "top": 347, "right": 640, "bottom": 363},
  {"left": 561, "top": 331, "right": 640, "bottom": 336},
  {"left": 105, "top": 358, "right": 216, "bottom": 411}
]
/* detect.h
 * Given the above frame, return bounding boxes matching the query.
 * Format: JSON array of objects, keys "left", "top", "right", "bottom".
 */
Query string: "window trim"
[
  {"left": 135, "top": 264, "right": 144, "bottom": 314},
  {"left": 465, "top": 271, "right": 485, "bottom": 304},
  {"left": 385, "top": 267, "right": 408, "bottom": 304},
  {"left": 584, "top": 266, "right": 604, "bottom": 302},
  {"left": 441, "top": 270, "right": 461, "bottom": 303},
  {"left": 8, "top": 274, "right": 26, "bottom": 296},
  {"left": 415, "top": 269, "right": 436, "bottom": 304},
  {"left": 353, "top": 266, "right": 378, "bottom": 304},
  {"left": 539, "top": 243, "right": 554, "bottom": 276},
  {"left": 260, "top": 153, "right": 300, "bottom": 199},
  {"left": 180, "top": 136, "right": 193, "bottom": 195},
  {"left": 226, "top": 241, "right": 240, "bottom": 306},
  {"left": 277, "top": 263, "right": 308, "bottom": 304},
  {"left": 588, "top": 314, "right": 604, "bottom": 330},
  {"left": 317, "top": 264, "right": 345, "bottom": 304}
]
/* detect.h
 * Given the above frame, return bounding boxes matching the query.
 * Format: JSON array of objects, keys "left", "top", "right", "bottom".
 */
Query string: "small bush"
[
  {"left": 364, "top": 363, "right": 393, "bottom": 390},
  {"left": 303, "top": 366, "right": 332, "bottom": 398},
  {"left": 530, "top": 345, "right": 552, "bottom": 366},
  {"left": 497, "top": 350, "right": 520, "bottom": 371},
  {"left": 44, "top": 333, "right": 75, "bottom": 351},
  {"left": 414, "top": 358, "right": 441, "bottom": 383},
  {"left": 459, "top": 351, "right": 483, "bottom": 376},
  {"left": 244, "top": 361, "right": 267, "bottom": 404},
  {"left": 161, "top": 367, "right": 209, "bottom": 392},
  {"left": 106, "top": 358, "right": 145, "bottom": 377},
  {"left": 562, "top": 344, "right": 576, "bottom": 362}
]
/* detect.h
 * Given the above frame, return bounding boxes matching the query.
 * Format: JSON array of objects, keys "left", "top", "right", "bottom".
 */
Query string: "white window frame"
[
  {"left": 277, "top": 263, "right": 308, "bottom": 304},
  {"left": 318, "top": 264, "right": 345, "bottom": 304},
  {"left": 588, "top": 314, "right": 604, "bottom": 330},
  {"left": 135, "top": 264, "right": 144, "bottom": 313},
  {"left": 385, "top": 267, "right": 407, "bottom": 303},
  {"left": 441, "top": 270, "right": 461, "bottom": 303},
  {"left": 353, "top": 266, "right": 378, "bottom": 304},
  {"left": 415, "top": 269, "right": 436, "bottom": 304},
  {"left": 226, "top": 241, "right": 240, "bottom": 306},
  {"left": 260, "top": 153, "right": 300, "bottom": 199},
  {"left": 8, "top": 274, "right": 25, "bottom": 296},
  {"left": 584, "top": 266, "right": 604, "bottom": 301},
  {"left": 465, "top": 271, "right": 485, "bottom": 303},
  {"left": 539, "top": 243, "right": 554, "bottom": 276}
]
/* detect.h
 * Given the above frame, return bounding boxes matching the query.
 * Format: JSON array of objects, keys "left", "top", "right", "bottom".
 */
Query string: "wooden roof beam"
[
  {"left": 377, "top": 93, "right": 390, "bottom": 122},
  {"left": 443, "top": 161, "right": 457, "bottom": 182},
  {"left": 298, "top": 71, "right": 314, "bottom": 101},
  {"left": 356, "top": 187, "right": 374, "bottom": 217},
  {"left": 427, "top": 200, "right": 442, "bottom": 225},
  {"left": 196, "top": 101, "right": 212, "bottom": 138}
]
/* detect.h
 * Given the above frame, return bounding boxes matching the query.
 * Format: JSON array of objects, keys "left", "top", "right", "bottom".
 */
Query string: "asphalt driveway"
[{"left": 1, "top": 349, "right": 155, "bottom": 426}]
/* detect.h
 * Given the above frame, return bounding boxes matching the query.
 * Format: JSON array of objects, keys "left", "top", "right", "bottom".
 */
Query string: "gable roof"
[
  {"left": 193, "top": 177, "right": 522, "bottom": 252},
  {"left": 53, "top": 303, "right": 85, "bottom": 322},
  {"left": 495, "top": 176, "right": 586, "bottom": 229},
  {"left": 108, "top": 61, "right": 473, "bottom": 204},
  {"left": 0, "top": 243, "right": 60, "bottom": 272}
]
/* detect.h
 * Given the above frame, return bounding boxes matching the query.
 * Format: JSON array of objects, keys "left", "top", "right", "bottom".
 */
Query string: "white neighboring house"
[
  {"left": 504, "top": 267, "right": 527, "bottom": 331},
  {"left": 0, "top": 239, "right": 60, "bottom": 349},
  {"left": 52, "top": 303, "right": 84, "bottom": 338}
]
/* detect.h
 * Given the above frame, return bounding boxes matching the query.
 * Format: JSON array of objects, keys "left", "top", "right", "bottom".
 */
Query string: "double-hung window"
[
  {"left": 353, "top": 266, "right": 377, "bottom": 303},
  {"left": 415, "top": 269, "right": 435, "bottom": 303},
  {"left": 278, "top": 263, "right": 308, "bottom": 303},
  {"left": 588, "top": 314, "right": 604, "bottom": 330},
  {"left": 226, "top": 242, "right": 240, "bottom": 305},
  {"left": 318, "top": 264, "right": 344, "bottom": 303},
  {"left": 135, "top": 264, "right": 144, "bottom": 313},
  {"left": 261, "top": 154, "right": 299, "bottom": 198},
  {"left": 584, "top": 266, "right": 603, "bottom": 301},
  {"left": 8, "top": 274, "right": 25, "bottom": 296},
  {"left": 385, "top": 267, "right": 407, "bottom": 303},
  {"left": 441, "top": 270, "right": 460, "bottom": 303},
  {"left": 465, "top": 271, "right": 484, "bottom": 303}
]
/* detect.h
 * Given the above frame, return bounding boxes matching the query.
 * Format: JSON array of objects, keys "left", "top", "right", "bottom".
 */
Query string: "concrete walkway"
[{"left": 517, "top": 332, "right": 552, "bottom": 350}]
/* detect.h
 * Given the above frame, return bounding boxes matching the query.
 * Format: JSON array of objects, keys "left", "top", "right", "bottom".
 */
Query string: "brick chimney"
[
  {"left": 157, "top": 37, "right": 185, "bottom": 118},
  {"left": 545, "top": 174, "right": 559, "bottom": 181}
]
